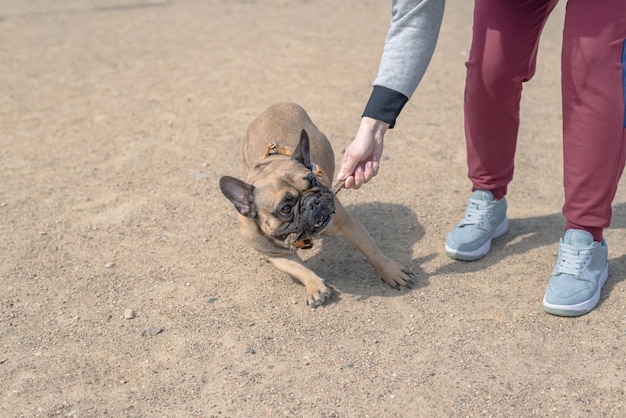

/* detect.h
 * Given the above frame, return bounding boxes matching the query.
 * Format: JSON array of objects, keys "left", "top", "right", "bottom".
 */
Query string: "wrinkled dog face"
[
  {"left": 252, "top": 160, "right": 335, "bottom": 245},
  {"left": 219, "top": 129, "right": 335, "bottom": 248}
]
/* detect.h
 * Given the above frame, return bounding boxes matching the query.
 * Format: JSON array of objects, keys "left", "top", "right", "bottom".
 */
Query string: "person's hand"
[{"left": 337, "top": 117, "right": 389, "bottom": 189}]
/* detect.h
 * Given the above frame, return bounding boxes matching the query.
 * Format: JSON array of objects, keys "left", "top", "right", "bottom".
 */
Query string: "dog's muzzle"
[{"left": 286, "top": 189, "right": 335, "bottom": 249}]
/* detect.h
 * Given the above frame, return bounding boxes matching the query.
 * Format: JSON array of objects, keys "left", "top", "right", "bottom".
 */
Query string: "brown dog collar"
[
  {"left": 262, "top": 142, "right": 340, "bottom": 192},
  {"left": 262, "top": 142, "right": 293, "bottom": 159},
  {"left": 292, "top": 238, "right": 313, "bottom": 249}
]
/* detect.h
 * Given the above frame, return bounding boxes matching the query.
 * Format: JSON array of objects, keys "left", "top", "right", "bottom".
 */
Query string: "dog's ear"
[
  {"left": 219, "top": 176, "right": 257, "bottom": 218},
  {"left": 291, "top": 129, "right": 312, "bottom": 169}
]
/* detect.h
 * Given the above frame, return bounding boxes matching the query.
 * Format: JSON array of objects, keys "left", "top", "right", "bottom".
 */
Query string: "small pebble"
[
  {"left": 104, "top": 262, "right": 115, "bottom": 268},
  {"left": 124, "top": 309, "right": 136, "bottom": 319},
  {"left": 147, "top": 326, "right": 163, "bottom": 336}
]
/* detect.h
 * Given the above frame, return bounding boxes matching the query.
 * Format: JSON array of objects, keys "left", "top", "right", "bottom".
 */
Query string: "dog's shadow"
[{"left": 301, "top": 202, "right": 428, "bottom": 303}]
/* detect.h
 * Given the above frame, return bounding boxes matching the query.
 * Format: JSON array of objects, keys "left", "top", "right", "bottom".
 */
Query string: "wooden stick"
[{"left": 331, "top": 180, "right": 345, "bottom": 196}]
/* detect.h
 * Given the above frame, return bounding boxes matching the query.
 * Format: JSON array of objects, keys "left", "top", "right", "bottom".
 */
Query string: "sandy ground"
[{"left": 2, "top": 0, "right": 626, "bottom": 416}]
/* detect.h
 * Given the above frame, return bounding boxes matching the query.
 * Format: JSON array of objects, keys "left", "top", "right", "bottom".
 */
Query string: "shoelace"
[
  {"left": 555, "top": 245, "right": 591, "bottom": 277},
  {"left": 461, "top": 200, "right": 493, "bottom": 228}
]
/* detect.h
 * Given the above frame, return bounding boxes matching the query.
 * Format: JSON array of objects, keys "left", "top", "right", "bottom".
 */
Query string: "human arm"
[{"left": 337, "top": 0, "right": 445, "bottom": 189}]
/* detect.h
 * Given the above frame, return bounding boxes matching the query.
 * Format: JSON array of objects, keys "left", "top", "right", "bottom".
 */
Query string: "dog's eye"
[{"left": 279, "top": 204, "right": 293, "bottom": 216}]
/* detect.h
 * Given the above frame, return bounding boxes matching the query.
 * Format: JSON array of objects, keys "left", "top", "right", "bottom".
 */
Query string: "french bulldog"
[{"left": 219, "top": 102, "right": 414, "bottom": 307}]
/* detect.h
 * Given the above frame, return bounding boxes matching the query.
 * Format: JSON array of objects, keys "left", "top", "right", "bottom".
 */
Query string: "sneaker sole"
[
  {"left": 542, "top": 264, "right": 608, "bottom": 317},
  {"left": 445, "top": 217, "right": 509, "bottom": 261}
]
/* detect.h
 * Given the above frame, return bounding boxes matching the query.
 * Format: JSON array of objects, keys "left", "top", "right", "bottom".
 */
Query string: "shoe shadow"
[
  {"left": 303, "top": 202, "right": 434, "bottom": 302},
  {"left": 432, "top": 213, "right": 563, "bottom": 277},
  {"left": 598, "top": 203, "right": 626, "bottom": 307},
  {"left": 431, "top": 202, "right": 626, "bottom": 305}
]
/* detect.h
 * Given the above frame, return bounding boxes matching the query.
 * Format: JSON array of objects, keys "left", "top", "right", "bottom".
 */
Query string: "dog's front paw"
[
  {"left": 306, "top": 282, "right": 331, "bottom": 308},
  {"left": 378, "top": 259, "right": 415, "bottom": 290}
]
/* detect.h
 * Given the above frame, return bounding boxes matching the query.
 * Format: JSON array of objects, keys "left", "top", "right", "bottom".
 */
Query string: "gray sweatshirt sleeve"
[{"left": 363, "top": 0, "right": 445, "bottom": 128}]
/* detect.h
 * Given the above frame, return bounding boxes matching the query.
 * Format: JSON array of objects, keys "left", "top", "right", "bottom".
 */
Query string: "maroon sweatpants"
[{"left": 464, "top": 0, "right": 626, "bottom": 241}]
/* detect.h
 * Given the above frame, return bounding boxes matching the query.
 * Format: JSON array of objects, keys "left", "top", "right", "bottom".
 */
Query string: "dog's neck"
[{"left": 256, "top": 142, "right": 330, "bottom": 187}]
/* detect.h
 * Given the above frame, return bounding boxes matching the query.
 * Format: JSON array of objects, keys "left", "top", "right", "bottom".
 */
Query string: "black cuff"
[{"left": 362, "top": 86, "right": 408, "bottom": 129}]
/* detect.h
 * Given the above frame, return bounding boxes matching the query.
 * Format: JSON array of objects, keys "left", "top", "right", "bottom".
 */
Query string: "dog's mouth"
[
  {"left": 286, "top": 212, "right": 333, "bottom": 248},
  {"left": 312, "top": 212, "right": 333, "bottom": 232}
]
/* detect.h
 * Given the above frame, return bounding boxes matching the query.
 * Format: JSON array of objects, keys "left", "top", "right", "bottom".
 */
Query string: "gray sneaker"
[
  {"left": 445, "top": 190, "right": 508, "bottom": 261},
  {"left": 542, "top": 229, "right": 608, "bottom": 317}
]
